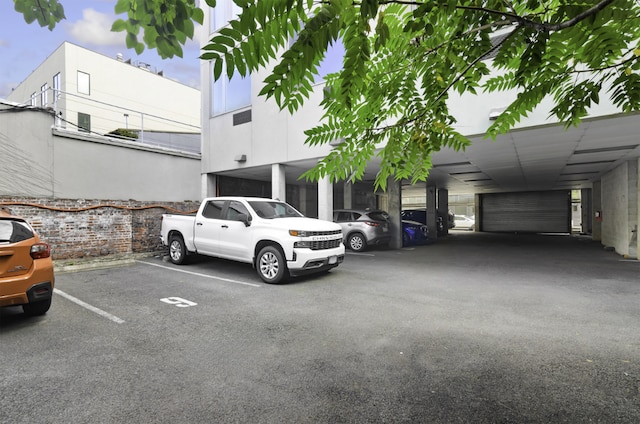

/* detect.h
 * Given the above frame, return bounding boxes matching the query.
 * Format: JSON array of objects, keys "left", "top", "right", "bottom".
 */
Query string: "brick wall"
[{"left": 0, "top": 197, "right": 199, "bottom": 261}]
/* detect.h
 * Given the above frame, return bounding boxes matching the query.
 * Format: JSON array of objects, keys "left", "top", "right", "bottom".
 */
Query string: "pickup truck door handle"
[
  {"left": 196, "top": 222, "right": 203, "bottom": 226},
  {"left": 221, "top": 225, "right": 229, "bottom": 229}
]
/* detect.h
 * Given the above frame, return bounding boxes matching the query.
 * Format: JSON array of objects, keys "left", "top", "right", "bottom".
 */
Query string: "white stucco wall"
[
  {"left": 203, "top": 62, "right": 335, "bottom": 175},
  {"left": 446, "top": 63, "right": 622, "bottom": 137},
  {"left": 6, "top": 43, "right": 200, "bottom": 136}
]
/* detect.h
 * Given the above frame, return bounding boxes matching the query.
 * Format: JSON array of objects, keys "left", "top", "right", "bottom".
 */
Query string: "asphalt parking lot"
[{"left": 1, "top": 232, "right": 639, "bottom": 423}]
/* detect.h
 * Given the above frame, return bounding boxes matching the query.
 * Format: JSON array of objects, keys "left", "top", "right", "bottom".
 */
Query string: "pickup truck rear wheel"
[
  {"left": 257, "top": 246, "right": 288, "bottom": 284},
  {"left": 169, "top": 235, "right": 188, "bottom": 264}
]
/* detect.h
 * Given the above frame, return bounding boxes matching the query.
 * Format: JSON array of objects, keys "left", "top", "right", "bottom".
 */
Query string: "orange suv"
[{"left": 0, "top": 207, "right": 55, "bottom": 316}]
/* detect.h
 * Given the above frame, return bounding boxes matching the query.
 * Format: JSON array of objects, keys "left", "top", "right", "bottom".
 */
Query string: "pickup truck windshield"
[{"left": 248, "top": 201, "right": 303, "bottom": 219}]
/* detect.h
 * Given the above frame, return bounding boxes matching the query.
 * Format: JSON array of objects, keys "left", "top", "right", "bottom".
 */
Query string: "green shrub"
[{"left": 108, "top": 128, "right": 138, "bottom": 139}]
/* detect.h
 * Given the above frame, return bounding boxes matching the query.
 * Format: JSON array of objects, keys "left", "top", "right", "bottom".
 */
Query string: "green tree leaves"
[
  {"left": 13, "top": 0, "right": 65, "bottom": 30},
  {"left": 211, "top": 0, "right": 637, "bottom": 189},
  {"left": 110, "top": 0, "right": 203, "bottom": 58},
  {"left": 12, "top": 0, "right": 640, "bottom": 190},
  {"left": 13, "top": 0, "right": 203, "bottom": 58}
]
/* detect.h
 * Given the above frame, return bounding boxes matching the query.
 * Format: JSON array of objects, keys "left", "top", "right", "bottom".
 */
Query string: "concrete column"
[
  {"left": 426, "top": 185, "right": 438, "bottom": 239},
  {"left": 581, "top": 188, "right": 592, "bottom": 235},
  {"left": 318, "top": 176, "right": 333, "bottom": 221},
  {"left": 636, "top": 158, "right": 640, "bottom": 259},
  {"left": 343, "top": 182, "right": 353, "bottom": 209},
  {"left": 630, "top": 159, "right": 638, "bottom": 259},
  {"left": 299, "top": 185, "right": 308, "bottom": 216},
  {"left": 272, "top": 163, "right": 286, "bottom": 201},
  {"left": 475, "top": 193, "right": 482, "bottom": 232},
  {"left": 438, "top": 188, "right": 449, "bottom": 235},
  {"left": 387, "top": 177, "right": 402, "bottom": 249},
  {"left": 592, "top": 180, "right": 602, "bottom": 241},
  {"left": 201, "top": 173, "right": 217, "bottom": 199}
]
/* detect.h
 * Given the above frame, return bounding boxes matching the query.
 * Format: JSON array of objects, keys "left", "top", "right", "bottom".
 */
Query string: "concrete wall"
[
  {"left": 631, "top": 159, "right": 639, "bottom": 258},
  {"left": 601, "top": 160, "right": 639, "bottom": 258},
  {"left": 0, "top": 106, "right": 201, "bottom": 202},
  {"left": 0, "top": 105, "right": 56, "bottom": 197},
  {"left": 592, "top": 181, "right": 602, "bottom": 241}
]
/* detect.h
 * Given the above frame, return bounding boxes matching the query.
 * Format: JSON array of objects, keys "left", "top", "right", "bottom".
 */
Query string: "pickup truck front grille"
[
  {"left": 309, "top": 239, "right": 342, "bottom": 250},
  {"left": 308, "top": 230, "right": 342, "bottom": 236}
]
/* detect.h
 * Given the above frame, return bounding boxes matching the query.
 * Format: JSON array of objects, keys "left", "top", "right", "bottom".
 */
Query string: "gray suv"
[{"left": 333, "top": 209, "right": 391, "bottom": 252}]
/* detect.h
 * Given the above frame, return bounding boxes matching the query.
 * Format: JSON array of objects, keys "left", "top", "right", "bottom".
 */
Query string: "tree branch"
[{"left": 458, "top": 0, "right": 616, "bottom": 32}]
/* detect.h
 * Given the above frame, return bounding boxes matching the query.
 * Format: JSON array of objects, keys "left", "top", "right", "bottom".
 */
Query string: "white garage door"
[{"left": 480, "top": 191, "right": 571, "bottom": 233}]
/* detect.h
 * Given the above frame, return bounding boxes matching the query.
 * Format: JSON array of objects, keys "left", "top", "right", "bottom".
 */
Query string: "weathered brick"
[{"left": 0, "top": 196, "right": 198, "bottom": 261}]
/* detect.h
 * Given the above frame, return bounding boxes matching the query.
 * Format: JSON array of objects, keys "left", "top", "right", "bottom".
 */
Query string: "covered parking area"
[{"left": 206, "top": 112, "right": 639, "bottom": 260}]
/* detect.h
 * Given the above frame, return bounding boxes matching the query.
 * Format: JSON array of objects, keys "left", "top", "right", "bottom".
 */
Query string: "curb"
[{"left": 54, "top": 252, "right": 163, "bottom": 273}]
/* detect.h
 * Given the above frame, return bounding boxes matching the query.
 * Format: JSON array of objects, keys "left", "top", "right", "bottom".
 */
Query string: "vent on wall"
[{"left": 233, "top": 110, "right": 252, "bottom": 126}]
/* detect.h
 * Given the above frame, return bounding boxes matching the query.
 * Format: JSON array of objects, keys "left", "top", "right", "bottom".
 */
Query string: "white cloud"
[{"left": 66, "top": 9, "right": 124, "bottom": 47}]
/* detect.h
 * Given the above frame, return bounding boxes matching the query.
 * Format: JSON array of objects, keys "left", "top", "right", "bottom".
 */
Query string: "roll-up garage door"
[{"left": 480, "top": 191, "right": 571, "bottom": 233}]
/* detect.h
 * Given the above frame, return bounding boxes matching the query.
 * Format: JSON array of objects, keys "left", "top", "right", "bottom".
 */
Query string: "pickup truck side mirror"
[{"left": 238, "top": 213, "right": 252, "bottom": 227}]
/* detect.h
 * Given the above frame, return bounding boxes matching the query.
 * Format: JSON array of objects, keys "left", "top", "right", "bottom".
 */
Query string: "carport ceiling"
[{"left": 219, "top": 113, "right": 640, "bottom": 196}]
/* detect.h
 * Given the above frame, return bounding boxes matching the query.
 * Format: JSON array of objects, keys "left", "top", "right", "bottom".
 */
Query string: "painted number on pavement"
[{"left": 160, "top": 297, "right": 197, "bottom": 308}]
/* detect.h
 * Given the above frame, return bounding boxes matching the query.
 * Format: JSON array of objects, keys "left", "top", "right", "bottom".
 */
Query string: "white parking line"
[
  {"left": 54, "top": 289, "right": 125, "bottom": 324},
  {"left": 137, "top": 260, "right": 262, "bottom": 287},
  {"left": 346, "top": 252, "right": 376, "bottom": 257}
]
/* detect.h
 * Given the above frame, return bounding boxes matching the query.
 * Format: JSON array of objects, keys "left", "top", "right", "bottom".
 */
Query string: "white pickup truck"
[{"left": 160, "top": 197, "right": 345, "bottom": 283}]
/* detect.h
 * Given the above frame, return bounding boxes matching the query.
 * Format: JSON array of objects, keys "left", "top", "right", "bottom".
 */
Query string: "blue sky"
[{"left": 0, "top": 0, "right": 202, "bottom": 99}]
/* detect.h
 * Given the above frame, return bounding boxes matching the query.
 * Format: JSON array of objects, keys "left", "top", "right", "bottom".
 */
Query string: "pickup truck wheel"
[
  {"left": 169, "top": 235, "right": 188, "bottom": 264},
  {"left": 347, "top": 233, "right": 367, "bottom": 252},
  {"left": 257, "top": 246, "right": 288, "bottom": 284}
]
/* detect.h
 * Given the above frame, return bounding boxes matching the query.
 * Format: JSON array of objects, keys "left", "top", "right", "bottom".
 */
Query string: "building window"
[
  {"left": 30, "top": 93, "right": 36, "bottom": 106},
  {"left": 77, "top": 71, "right": 90, "bottom": 95},
  {"left": 53, "top": 73, "right": 61, "bottom": 102},
  {"left": 211, "top": 63, "right": 251, "bottom": 116},
  {"left": 289, "top": 30, "right": 345, "bottom": 84},
  {"left": 210, "top": 0, "right": 241, "bottom": 33},
  {"left": 40, "top": 83, "right": 48, "bottom": 106},
  {"left": 78, "top": 112, "right": 91, "bottom": 132}
]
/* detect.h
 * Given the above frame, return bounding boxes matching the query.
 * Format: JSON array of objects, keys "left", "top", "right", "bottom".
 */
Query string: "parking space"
[{"left": 1, "top": 233, "right": 639, "bottom": 423}]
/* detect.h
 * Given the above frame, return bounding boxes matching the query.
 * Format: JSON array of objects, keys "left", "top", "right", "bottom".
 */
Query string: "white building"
[
  {"left": 7, "top": 42, "right": 200, "bottom": 139},
  {"left": 201, "top": 3, "right": 639, "bottom": 258}
]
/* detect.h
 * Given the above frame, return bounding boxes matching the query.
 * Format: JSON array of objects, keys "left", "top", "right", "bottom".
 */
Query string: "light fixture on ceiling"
[
  {"left": 566, "top": 160, "right": 616, "bottom": 166},
  {"left": 433, "top": 161, "right": 472, "bottom": 168},
  {"left": 573, "top": 145, "right": 639, "bottom": 154}
]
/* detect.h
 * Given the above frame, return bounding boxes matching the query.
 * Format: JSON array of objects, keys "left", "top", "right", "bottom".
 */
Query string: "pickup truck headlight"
[
  {"left": 289, "top": 230, "right": 308, "bottom": 237},
  {"left": 294, "top": 240, "right": 313, "bottom": 248}
]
